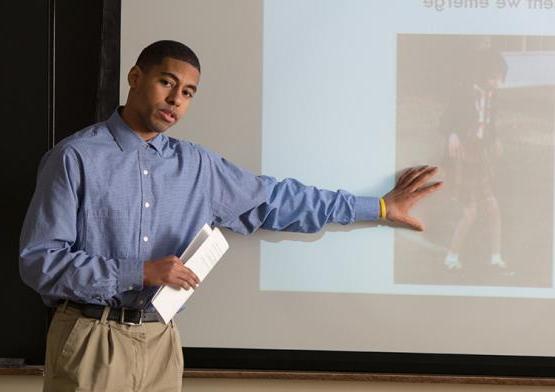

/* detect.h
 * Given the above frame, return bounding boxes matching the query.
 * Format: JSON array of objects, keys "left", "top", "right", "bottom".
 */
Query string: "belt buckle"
[{"left": 120, "top": 308, "right": 143, "bottom": 326}]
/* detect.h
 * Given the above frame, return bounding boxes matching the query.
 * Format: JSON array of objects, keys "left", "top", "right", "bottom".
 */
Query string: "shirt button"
[
  {"left": 144, "top": 202, "right": 150, "bottom": 208},
  {"left": 128, "top": 286, "right": 133, "bottom": 290},
  {"left": 143, "top": 236, "right": 149, "bottom": 242},
  {"left": 138, "top": 300, "right": 144, "bottom": 305},
  {"left": 143, "top": 169, "right": 149, "bottom": 176}
]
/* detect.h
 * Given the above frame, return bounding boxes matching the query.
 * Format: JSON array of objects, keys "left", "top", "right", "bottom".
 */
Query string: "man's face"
[{"left": 126, "top": 57, "right": 200, "bottom": 136}]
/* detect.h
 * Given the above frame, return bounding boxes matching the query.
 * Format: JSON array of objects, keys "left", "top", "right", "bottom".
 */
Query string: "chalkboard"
[{"left": 0, "top": 0, "right": 120, "bottom": 365}]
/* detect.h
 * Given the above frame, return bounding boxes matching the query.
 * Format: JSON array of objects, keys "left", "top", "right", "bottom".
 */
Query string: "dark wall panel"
[
  {"left": 54, "top": 0, "right": 120, "bottom": 143},
  {"left": 1, "top": 0, "right": 120, "bottom": 365},
  {"left": 0, "top": 0, "right": 52, "bottom": 365}
]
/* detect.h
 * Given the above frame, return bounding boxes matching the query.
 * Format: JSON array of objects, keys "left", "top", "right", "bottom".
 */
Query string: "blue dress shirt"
[{"left": 20, "top": 109, "right": 379, "bottom": 309}]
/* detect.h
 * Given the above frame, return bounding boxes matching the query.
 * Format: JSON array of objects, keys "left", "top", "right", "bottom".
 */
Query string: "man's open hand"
[
  {"left": 382, "top": 165, "right": 442, "bottom": 231},
  {"left": 143, "top": 256, "right": 200, "bottom": 290}
]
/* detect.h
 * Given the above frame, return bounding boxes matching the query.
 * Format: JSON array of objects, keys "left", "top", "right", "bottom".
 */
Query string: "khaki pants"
[{"left": 43, "top": 304, "right": 183, "bottom": 392}]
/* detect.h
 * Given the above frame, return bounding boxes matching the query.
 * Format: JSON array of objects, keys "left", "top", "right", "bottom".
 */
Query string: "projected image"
[{"left": 395, "top": 34, "right": 555, "bottom": 287}]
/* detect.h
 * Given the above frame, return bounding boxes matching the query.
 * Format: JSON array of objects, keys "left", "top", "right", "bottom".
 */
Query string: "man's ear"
[{"left": 128, "top": 65, "right": 142, "bottom": 88}]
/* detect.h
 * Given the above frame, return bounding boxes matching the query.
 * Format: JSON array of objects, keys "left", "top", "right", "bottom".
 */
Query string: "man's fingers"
[
  {"left": 399, "top": 166, "right": 427, "bottom": 187},
  {"left": 171, "top": 261, "right": 199, "bottom": 283},
  {"left": 397, "top": 165, "right": 430, "bottom": 187},
  {"left": 406, "top": 166, "right": 438, "bottom": 191},
  {"left": 397, "top": 167, "right": 418, "bottom": 186},
  {"left": 414, "top": 181, "right": 443, "bottom": 199},
  {"left": 163, "top": 264, "right": 200, "bottom": 290},
  {"left": 176, "top": 268, "right": 200, "bottom": 290},
  {"left": 173, "top": 276, "right": 195, "bottom": 291},
  {"left": 145, "top": 256, "right": 202, "bottom": 288},
  {"left": 399, "top": 165, "right": 432, "bottom": 190},
  {"left": 184, "top": 267, "right": 200, "bottom": 285},
  {"left": 167, "top": 276, "right": 191, "bottom": 290}
]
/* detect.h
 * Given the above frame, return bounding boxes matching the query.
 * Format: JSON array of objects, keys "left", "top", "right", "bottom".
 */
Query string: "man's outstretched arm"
[{"left": 204, "top": 145, "right": 442, "bottom": 234}]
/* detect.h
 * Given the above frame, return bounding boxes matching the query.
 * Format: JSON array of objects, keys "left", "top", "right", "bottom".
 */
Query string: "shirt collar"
[{"left": 106, "top": 107, "right": 167, "bottom": 156}]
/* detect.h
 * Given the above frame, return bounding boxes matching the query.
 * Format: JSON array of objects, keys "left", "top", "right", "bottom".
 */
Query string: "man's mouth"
[{"left": 158, "top": 109, "right": 176, "bottom": 123}]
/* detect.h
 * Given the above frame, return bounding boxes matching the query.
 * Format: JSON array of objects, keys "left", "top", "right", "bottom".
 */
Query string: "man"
[
  {"left": 443, "top": 48, "right": 507, "bottom": 270},
  {"left": 20, "top": 40, "right": 441, "bottom": 392}
]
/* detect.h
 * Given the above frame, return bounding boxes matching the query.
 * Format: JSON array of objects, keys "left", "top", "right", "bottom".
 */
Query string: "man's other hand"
[
  {"left": 143, "top": 256, "right": 200, "bottom": 290},
  {"left": 382, "top": 165, "right": 442, "bottom": 231}
]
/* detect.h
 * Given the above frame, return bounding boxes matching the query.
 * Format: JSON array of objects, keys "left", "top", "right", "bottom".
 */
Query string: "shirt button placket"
[{"left": 140, "top": 151, "right": 152, "bottom": 257}]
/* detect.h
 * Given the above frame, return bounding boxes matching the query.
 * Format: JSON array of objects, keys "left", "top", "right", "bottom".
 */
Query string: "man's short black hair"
[{"left": 136, "top": 40, "right": 201, "bottom": 73}]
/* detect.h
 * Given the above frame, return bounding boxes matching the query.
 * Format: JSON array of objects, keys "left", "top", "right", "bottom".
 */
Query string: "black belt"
[{"left": 65, "top": 301, "right": 161, "bottom": 325}]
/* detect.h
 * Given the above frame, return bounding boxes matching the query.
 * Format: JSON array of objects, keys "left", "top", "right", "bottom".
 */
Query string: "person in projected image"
[
  {"left": 443, "top": 48, "right": 507, "bottom": 271},
  {"left": 19, "top": 40, "right": 441, "bottom": 391}
]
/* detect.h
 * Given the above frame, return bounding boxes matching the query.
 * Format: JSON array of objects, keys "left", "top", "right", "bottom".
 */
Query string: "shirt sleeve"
[
  {"left": 19, "top": 145, "right": 142, "bottom": 305},
  {"left": 204, "top": 148, "right": 380, "bottom": 235}
]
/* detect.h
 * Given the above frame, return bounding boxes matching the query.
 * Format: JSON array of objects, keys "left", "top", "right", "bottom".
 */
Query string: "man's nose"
[{"left": 166, "top": 88, "right": 182, "bottom": 106}]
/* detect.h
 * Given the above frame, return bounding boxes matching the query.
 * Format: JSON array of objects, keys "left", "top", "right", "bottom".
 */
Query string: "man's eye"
[
  {"left": 183, "top": 90, "right": 194, "bottom": 98},
  {"left": 160, "top": 79, "right": 172, "bottom": 87}
]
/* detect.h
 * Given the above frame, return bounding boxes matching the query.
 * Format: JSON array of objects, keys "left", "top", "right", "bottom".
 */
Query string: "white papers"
[{"left": 151, "top": 224, "right": 229, "bottom": 324}]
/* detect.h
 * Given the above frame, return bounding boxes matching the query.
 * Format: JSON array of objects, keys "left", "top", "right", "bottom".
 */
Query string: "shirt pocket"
[{"left": 84, "top": 208, "right": 130, "bottom": 259}]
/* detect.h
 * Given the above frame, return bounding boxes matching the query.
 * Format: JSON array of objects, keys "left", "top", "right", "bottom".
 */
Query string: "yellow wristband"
[{"left": 379, "top": 198, "right": 387, "bottom": 220}]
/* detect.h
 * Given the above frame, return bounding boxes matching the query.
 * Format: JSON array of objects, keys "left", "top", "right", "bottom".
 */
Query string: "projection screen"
[{"left": 121, "top": 0, "right": 555, "bottom": 362}]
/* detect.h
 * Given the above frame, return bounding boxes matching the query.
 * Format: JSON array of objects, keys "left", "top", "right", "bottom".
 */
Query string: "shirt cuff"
[
  {"left": 118, "top": 258, "right": 144, "bottom": 293},
  {"left": 354, "top": 196, "right": 380, "bottom": 222}
]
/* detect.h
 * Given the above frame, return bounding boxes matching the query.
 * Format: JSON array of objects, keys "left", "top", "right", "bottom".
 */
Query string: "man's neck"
[{"left": 119, "top": 106, "right": 158, "bottom": 142}]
